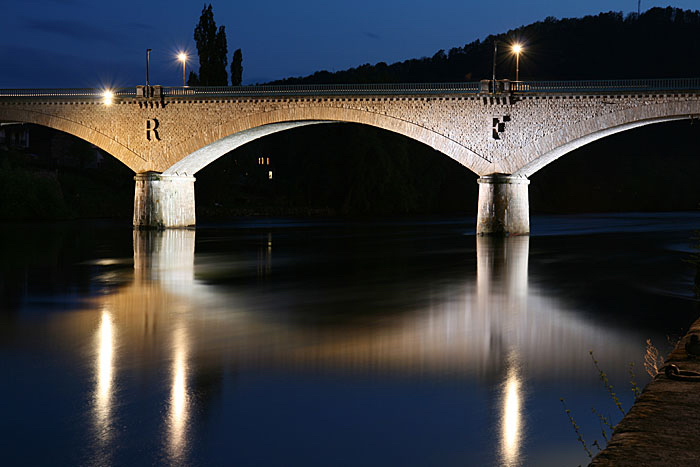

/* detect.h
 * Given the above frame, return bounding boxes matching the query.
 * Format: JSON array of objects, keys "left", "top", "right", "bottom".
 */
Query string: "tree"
[
  {"left": 187, "top": 71, "right": 199, "bottom": 86},
  {"left": 190, "top": 4, "right": 228, "bottom": 86},
  {"left": 230, "top": 48, "right": 243, "bottom": 86},
  {"left": 212, "top": 24, "right": 228, "bottom": 85}
]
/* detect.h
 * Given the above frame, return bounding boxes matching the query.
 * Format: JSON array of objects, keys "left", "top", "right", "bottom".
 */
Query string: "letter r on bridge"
[{"left": 146, "top": 118, "right": 160, "bottom": 141}]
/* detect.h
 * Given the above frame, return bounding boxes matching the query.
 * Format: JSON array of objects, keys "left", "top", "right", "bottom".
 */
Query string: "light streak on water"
[
  {"left": 168, "top": 325, "right": 189, "bottom": 461},
  {"left": 94, "top": 309, "right": 114, "bottom": 442},
  {"left": 500, "top": 355, "right": 523, "bottom": 467}
]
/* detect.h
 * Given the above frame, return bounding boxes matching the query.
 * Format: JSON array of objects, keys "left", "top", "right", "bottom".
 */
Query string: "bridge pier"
[
  {"left": 476, "top": 174, "right": 530, "bottom": 236},
  {"left": 133, "top": 172, "right": 196, "bottom": 229}
]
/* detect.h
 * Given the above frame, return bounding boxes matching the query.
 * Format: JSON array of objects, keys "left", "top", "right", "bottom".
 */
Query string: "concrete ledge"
[
  {"left": 591, "top": 316, "right": 700, "bottom": 466},
  {"left": 477, "top": 175, "right": 530, "bottom": 185}
]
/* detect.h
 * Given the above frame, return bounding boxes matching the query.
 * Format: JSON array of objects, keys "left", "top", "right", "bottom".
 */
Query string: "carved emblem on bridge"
[
  {"left": 146, "top": 118, "right": 160, "bottom": 141},
  {"left": 492, "top": 115, "right": 510, "bottom": 140}
]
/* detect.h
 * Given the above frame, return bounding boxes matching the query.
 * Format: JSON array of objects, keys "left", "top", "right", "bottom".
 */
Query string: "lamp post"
[
  {"left": 512, "top": 43, "right": 523, "bottom": 82},
  {"left": 146, "top": 48, "right": 152, "bottom": 87},
  {"left": 178, "top": 53, "right": 187, "bottom": 87},
  {"left": 492, "top": 40, "right": 498, "bottom": 95}
]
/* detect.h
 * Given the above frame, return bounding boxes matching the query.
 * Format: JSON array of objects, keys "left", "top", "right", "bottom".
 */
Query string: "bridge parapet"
[
  {"left": 511, "top": 77, "right": 700, "bottom": 94},
  {"left": 1, "top": 78, "right": 699, "bottom": 101}
]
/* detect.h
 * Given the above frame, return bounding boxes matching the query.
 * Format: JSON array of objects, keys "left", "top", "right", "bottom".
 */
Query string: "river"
[{"left": 1, "top": 212, "right": 699, "bottom": 466}]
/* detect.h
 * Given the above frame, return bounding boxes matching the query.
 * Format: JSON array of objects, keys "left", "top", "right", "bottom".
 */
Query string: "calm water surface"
[{"left": 2, "top": 213, "right": 699, "bottom": 466}]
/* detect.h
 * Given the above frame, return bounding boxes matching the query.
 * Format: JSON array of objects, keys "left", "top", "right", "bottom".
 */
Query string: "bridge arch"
[
  {"left": 0, "top": 106, "right": 140, "bottom": 171},
  {"left": 512, "top": 101, "right": 700, "bottom": 177},
  {"left": 162, "top": 106, "right": 489, "bottom": 176}
]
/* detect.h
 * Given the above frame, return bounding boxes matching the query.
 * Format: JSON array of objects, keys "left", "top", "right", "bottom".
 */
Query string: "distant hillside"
[{"left": 271, "top": 7, "right": 700, "bottom": 84}]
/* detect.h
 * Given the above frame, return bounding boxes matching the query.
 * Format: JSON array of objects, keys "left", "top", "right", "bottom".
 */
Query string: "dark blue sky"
[{"left": 1, "top": 0, "right": 697, "bottom": 88}]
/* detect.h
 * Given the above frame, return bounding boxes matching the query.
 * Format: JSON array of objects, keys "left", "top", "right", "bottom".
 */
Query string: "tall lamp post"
[
  {"left": 146, "top": 48, "right": 152, "bottom": 87},
  {"left": 178, "top": 53, "right": 188, "bottom": 87},
  {"left": 492, "top": 40, "right": 498, "bottom": 95},
  {"left": 512, "top": 43, "right": 523, "bottom": 82}
]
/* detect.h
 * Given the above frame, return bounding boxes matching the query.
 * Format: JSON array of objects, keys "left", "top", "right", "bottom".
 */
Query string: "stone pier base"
[
  {"left": 476, "top": 174, "right": 530, "bottom": 236},
  {"left": 133, "top": 172, "right": 196, "bottom": 229}
]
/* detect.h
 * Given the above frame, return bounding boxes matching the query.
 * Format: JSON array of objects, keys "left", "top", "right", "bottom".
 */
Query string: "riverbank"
[{"left": 591, "top": 315, "right": 700, "bottom": 466}]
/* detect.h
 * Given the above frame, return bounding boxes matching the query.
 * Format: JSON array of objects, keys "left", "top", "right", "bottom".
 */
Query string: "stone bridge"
[{"left": 1, "top": 79, "right": 698, "bottom": 233}]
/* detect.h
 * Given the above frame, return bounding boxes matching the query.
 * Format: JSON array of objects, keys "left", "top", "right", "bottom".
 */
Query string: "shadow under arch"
[
  {"left": 163, "top": 106, "right": 489, "bottom": 176},
  {"left": 0, "top": 107, "right": 140, "bottom": 172},
  {"left": 514, "top": 108, "right": 700, "bottom": 178},
  {"left": 164, "top": 121, "right": 329, "bottom": 176}
]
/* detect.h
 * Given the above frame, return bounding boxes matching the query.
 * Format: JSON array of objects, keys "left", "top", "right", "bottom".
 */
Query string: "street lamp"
[
  {"left": 103, "top": 90, "right": 113, "bottom": 106},
  {"left": 492, "top": 40, "right": 498, "bottom": 95},
  {"left": 512, "top": 43, "right": 523, "bottom": 82},
  {"left": 178, "top": 52, "right": 187, "bottom": 87},
  {"left": 146, "top": 48, "right": 152, "bottom": 88}
]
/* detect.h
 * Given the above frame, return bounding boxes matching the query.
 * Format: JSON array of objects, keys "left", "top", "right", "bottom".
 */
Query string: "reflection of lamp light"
[
  {"left": 503, "top": 373, "right": 520, "bottom": 455},
  {"left": 169, "top": 326, "right": 188, "bottom": 458},
  {"left": 172, "top": 353, "right": 185, "bottom": 423},
  {"left": 500, "top": 356, "right": 523, "bottom": 467},
  {"left": 95, "top": 309, "right": 114, "bottom": 442}
]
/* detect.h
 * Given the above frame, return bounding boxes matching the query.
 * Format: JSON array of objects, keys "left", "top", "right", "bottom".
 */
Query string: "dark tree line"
[
  {"left": 271, "top": 7, "right": 700, "bottom": 84},
  {"left": 188, "top": 4, "right": 244, "bottom": 86}
]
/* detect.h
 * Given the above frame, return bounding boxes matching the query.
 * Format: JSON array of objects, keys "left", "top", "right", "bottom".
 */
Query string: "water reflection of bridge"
[
  {"left": 45, "top": 229, "right": 647, "bottom": 464},
  {"left": 76, "top": 230, "right": 643, "bottom": 379}
]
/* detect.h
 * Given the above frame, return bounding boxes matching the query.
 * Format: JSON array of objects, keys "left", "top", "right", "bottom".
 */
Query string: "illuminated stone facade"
[{"left": 1, "top": 90, "right": 698, "bottom": 231}]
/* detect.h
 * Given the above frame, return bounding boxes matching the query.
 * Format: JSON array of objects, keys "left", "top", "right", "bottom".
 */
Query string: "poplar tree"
[
  {"left": 189, "top": 4, "right": 228, "bottom": 86},
  {"left": 230, "top": 48, "right": 243, "bottom": 86}
]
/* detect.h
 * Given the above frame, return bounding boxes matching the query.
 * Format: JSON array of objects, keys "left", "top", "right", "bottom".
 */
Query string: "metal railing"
[
  {"left": 162, "top": 82, "right": 481, "bottom": 97},
  {"left": 510, "top": 78, "right": 700, "bottom": 93},
  {"left": 0, "top": 79, "right": 698, "bottom": 100},
  {"left": 0, "top": 88, "right": 136, "bottom": 98}
]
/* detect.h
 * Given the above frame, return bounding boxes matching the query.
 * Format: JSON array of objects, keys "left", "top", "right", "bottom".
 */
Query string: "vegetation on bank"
[
  {"left": 0, "top": 143, "right": 132, "bottom": 221},
  {"left": 562, "top": 343, "right": 667, "bottom": 460}
]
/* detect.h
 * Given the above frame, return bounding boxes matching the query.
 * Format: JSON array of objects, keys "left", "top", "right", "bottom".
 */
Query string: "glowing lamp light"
[
  {"left": 177, "top": 53, "right": 188, "bottom": 87},
  {"left": 511, "top": 43, "right": 524, "bottom": 82},
  {"left": 103, "top": 90, "right": 114, "bottom": 106}
]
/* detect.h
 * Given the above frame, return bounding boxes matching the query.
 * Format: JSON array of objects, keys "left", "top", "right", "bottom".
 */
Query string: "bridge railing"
[
  {"left": 162, "top": 82, "right": 481, "bottom": 97},
  {"left": 0, "top": 88, "right": 136, "bottom": 98},
  {"left": 0, "top": 79, "right": 698, "bottom": 99},
  {"left": 511, "top": 78, "right": 700, "bottom": 92}
]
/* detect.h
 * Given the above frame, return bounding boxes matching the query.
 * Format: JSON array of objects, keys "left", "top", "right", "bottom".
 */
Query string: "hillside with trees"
[{"left": 272, "top": 8, "right": 700, "bottom": 84}]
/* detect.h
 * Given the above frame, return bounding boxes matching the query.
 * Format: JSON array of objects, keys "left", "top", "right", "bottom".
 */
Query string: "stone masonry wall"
[{"left": 0, "top": 92, "right": 698, "bottom": 176}]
